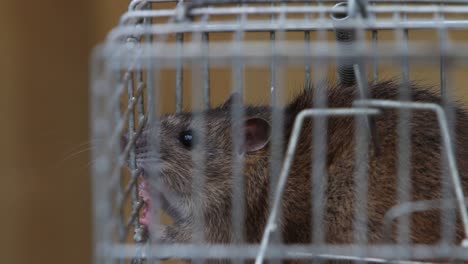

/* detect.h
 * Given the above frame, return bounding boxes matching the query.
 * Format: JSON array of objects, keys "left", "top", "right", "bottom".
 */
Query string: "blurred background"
[
  {"left": 1, "top": 1, "right": 468, "bottom": 264},
  {"left": 0, "top": 1, "right": 129, "bottom": 264}
]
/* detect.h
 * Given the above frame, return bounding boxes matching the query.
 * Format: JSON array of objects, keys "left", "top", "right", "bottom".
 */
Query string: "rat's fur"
[{"left": 131, "top": 80, "right": 468, "bottom": 263}]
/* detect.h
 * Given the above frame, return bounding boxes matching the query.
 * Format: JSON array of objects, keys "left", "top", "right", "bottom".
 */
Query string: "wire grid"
[{"left": 91, "top": 1, "right": 468, "bottom": 264}]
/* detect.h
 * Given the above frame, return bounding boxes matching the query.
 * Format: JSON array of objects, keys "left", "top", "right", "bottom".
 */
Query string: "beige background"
[
  {"left": 0, "top": 1, "right": 128, "bottom": 264},
  {"left": 0, "top": 2, "right": 467, "bottom": 264}
]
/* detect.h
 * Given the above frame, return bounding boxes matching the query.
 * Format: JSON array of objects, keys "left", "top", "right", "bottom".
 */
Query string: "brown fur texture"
[{"left": 129, "top": 80, "right": 468, "bottom": 263}]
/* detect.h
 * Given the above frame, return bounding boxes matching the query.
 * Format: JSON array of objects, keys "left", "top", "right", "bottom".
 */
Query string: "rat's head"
[{"left": 122, "top": 94, "right": 272, "bottom": 241}]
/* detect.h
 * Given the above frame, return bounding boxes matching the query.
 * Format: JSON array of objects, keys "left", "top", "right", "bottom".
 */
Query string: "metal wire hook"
[
  {"left": 255, "top": 107, "right": 382, "bottom": 264},
  {"left": 382, "top": 197, "right": 468, "bottom": 244}
]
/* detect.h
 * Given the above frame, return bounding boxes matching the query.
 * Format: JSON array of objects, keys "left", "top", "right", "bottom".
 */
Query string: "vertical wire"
[
  {"left": 116, "top": 69, "right": 126, "bottom": 244},
  {"left": 372, "top": 30, "right": 378, "bottom": 85},
  {"left": 134, "top": 79, "right": 148, "bottom": 264},
  {"left": 174, "top": 0, "right": 188, "bottom": 114},
  {"left": 353, "top": 65, "right": 370, "bottom": 247},
  {"left": 231, "top": 2, "right": 246, "bottom": 254},
  {"left": 203, "top": 32, "right": 211, "bottom": 110},
  {"left": 311, "top": 2, "right": 328, "bottom": 253},
  {"left": 437, "top": 4, "right": 457, "bottom": 246},
  {"left": 372, "top": 1, "right": 378, "bottom": 85},
  {"left": 143, "top": 3, "right": 163, "bottom": 264},
  {"left": 304, "top": 1, "right": 311, "bottom": 87},
  {"left": 126, "top": 70, "right": 144, "bottom": 237},
  {"left": 439, "top": 2, "right": 447, "bottom": 100},
  {"left": 191, "top": 56, "right": 206, "bottom": 245},
  {"left": 176, "top": 33, "right": 184, "bottom": 113},
  {"left": 135, "top": 49, "right": 147, "bottom": 261},
  {"left": 192, "top": 17, "right": 211, "bottom": 262},
  {"left": 145, "top": 2, "right": 155, "bottom": 124},
  {"left": 126, "top": 63, "right": 144, "bottom": 264},
  {"left": 270, "top": 1, "right": 277, "bottom": 106},
  {"left": 269, "top": 0, "right": 279, "bottom": 252},
  {"left": 353, "top": 95, "right": 370, "bottom": 264},
  {"left": 353, "top": 17, "right": 370, "bottom": 263},
  {"left": 191, "top": 23, "right": 212, "bottom": 254},
  {"left": 269, "top": 4, "right": 287, "bottom": 262},
  {"left": 113, "top": 67, "right": 127, "bottom": 243},
  {"left": 270, "top": 50, "right": 286, "bottom": 264},
  {"left": 191, "top": 17, "right": 207, "bottom": 264},
  {"left": 231, "top": 65, "right": 245, "bottom": 243},
  {"left": 441, "top": 61, "right": 458, "bottom": 251},
  {"left": 127, "top": 36, "right": 148, "bottom": 263},
  {"left": 115, "top": 65, "right": 128, "bottom": 264},
  {"left": 147, "top": 63, "right": 163, "bottom": 264},
  {"left": 395, "top": 9, "right": 412, "bottom": 259},
  {"left": 304, "top": 30, "right": 311, "bottom": 88}
]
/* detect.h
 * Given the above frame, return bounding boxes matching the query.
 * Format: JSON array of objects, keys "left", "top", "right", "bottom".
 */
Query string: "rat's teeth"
[
  {"left": 139, "top": 200, "right": 149, "bottom": 226},
  {"left": 137, "top": 179, "right": 155, "bottom": 228}
]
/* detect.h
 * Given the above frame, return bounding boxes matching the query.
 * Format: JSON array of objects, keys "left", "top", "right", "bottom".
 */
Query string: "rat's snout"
[{"left": 135, "top": 133, "right": 149, "bottom": 155}]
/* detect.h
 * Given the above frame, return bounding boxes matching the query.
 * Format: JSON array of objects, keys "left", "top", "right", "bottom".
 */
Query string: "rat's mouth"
[
  {"left": 138, "top": 176, "right": 184, "bottom": 229},
  {"left": 138, "top": 179, "right": 154, "bottom": 227}
]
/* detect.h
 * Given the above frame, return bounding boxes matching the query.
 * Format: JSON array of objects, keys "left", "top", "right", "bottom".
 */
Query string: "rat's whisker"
[
  {"left": 61, "top": 146, "right": 96, "bottom": 162},
  {"left": 63, "top": 138, "right": 106, "bottom": 156}
]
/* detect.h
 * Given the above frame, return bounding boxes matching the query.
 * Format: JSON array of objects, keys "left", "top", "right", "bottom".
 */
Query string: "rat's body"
[{"left": 128, "top": 80, "right": 468, "bottom": 263}]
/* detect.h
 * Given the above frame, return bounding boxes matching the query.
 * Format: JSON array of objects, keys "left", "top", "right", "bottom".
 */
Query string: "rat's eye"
[{"left": 178, "top": 130, "right": 195, "bottom": 149}]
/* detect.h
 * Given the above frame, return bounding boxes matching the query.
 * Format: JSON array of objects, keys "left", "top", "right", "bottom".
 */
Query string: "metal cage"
[{"left": 90, "top": 1, "right": 468, "bottom": 264}]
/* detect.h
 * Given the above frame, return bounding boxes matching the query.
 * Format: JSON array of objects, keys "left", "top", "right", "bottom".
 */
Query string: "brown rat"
[{"left": 124, "top": 80, "right": 468, "bottom": 263}]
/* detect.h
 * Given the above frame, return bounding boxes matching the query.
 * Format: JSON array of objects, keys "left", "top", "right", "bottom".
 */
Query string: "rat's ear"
[
  {"left": 243, "top": 117, "right": 271, "bottom": 153},
  {"left": 220, "top": 92, "right": 242, "bottom": 110}
]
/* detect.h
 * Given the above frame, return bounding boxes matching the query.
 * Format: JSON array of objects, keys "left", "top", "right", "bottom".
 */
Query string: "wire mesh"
[{"left": 91, "top": 1, "right": 468, "bottom": 264}]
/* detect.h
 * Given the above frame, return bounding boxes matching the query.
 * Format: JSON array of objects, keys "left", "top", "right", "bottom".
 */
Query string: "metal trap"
[{"left": 90, "top": 1, "right": 468, "bottom": 263}]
